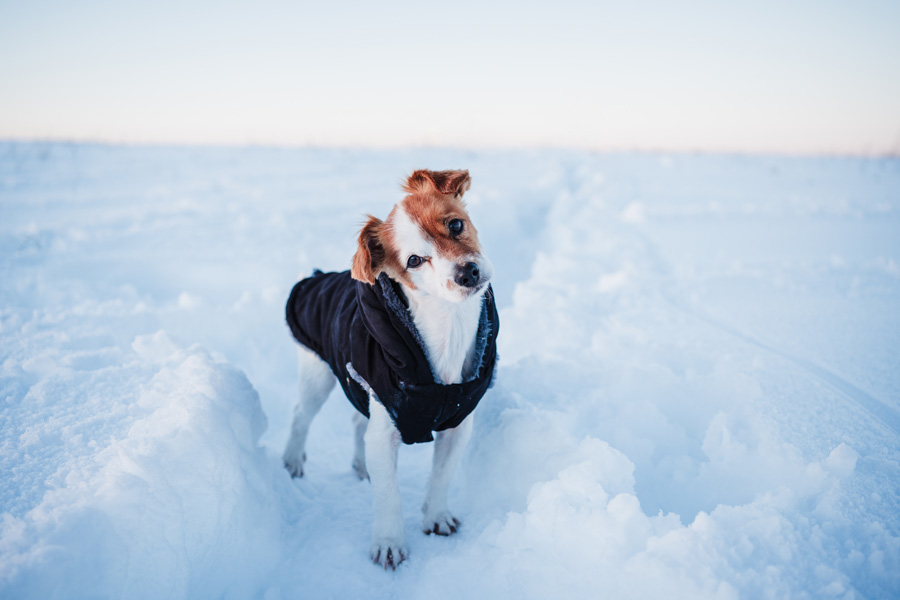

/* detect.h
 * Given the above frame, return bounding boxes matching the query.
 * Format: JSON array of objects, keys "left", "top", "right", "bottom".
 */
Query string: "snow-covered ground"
[{"left": 1, "top": 142, "right": 898, "bottom": 599}]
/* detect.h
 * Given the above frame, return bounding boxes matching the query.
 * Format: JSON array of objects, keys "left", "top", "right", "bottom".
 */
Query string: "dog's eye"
[
  {"left": 406, "top": 255, "right": 423, "bottom": 269},
  {"left": 448, "top": 219, "right": 464, "bottom": 236}
]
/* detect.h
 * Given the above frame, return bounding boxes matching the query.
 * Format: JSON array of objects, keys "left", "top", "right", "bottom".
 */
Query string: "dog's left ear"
[
  {"left": 403, "top": 169, "right": 471, "bottom": 199},
  {"left": 350, "top": 216, "right": 385, "bottom": 285}
]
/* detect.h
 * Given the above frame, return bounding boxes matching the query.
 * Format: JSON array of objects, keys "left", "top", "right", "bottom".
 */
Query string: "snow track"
[
  {"left": 670, "top": 296, "right": 900, "bottom": 437},
  {"left": 1, "top": 144, "right": 898, "bottom": 598}
]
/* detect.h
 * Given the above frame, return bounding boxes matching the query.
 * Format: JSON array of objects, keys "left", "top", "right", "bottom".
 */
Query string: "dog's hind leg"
[
  {"left": 422, "top": 413, "right": 473, "bottom": 536},
  {"left": 352, "top": 411, "right": 369, "bottom": 480},
  {"left": 283, "top": 345, "right": 336, "bottom": 478},
  {"left": 365, "top": 395, "right": 407, "bottom": 569}
]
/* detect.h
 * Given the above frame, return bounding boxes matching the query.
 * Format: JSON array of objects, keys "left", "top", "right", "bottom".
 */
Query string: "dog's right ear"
[{"left": 351, "top": 216, "right": 385, "bottom": 284}]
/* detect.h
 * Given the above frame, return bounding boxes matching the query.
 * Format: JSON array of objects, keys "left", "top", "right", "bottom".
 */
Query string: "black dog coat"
[{"left": 286, "top": 270, "right": 499, "bottom": 444}]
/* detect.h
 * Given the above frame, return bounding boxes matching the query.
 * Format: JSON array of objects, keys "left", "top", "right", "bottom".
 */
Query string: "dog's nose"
[{"left": 455, "top": 262, "right": 480, "bottom": 288}]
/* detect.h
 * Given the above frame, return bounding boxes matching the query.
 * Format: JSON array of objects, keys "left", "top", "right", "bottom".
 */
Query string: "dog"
[{"left": 283, "top": 169, "right": 499, "bottom": 570}]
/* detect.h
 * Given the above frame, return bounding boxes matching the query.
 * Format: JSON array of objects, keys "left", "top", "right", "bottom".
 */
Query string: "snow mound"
[{"left": 1, "top": 344, "right": 284, "bottom": 599}]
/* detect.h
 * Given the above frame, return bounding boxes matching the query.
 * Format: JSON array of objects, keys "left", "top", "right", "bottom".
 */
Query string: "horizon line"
[{"left": 1, "top": 135, "right": 898, "bottom": 160}]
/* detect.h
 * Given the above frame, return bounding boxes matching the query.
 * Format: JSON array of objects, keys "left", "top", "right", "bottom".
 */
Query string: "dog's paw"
[
  {"left": 370, "top": 539, "right": 407, "bottom": 570},
  {"left": 423, "top": 512, "right": 461, "bottom": 536},
  {"left": 283, "top": 452, "right": 306, "bottom": 479},
  {"left": 352, "top": 457, "right": 369, "bottom": 481}
]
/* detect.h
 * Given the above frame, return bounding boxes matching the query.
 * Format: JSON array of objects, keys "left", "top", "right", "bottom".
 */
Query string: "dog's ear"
[
  {"left": 351, "top": 216, "right": 385, "bottom": 284},
  {"left": 403, "top": 169, "right": 471, "bottom": 198}
]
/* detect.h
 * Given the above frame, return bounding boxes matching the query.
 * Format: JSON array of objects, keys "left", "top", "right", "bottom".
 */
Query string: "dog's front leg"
[
  {"left": 365, "top": 395, "right": 407, "bottom": 569},
  {"left": 422, "top": 413, "right": 473, "bottom": 536}
]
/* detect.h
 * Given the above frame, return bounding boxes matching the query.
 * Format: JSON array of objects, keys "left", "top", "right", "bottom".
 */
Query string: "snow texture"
[{"left": 1, "top": 143, "right": 898, "bottom": 599}]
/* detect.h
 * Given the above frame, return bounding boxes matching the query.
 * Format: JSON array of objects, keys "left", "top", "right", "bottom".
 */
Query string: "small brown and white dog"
[{"left": 283, "top": 169, "right": 498, "bottom": 569}]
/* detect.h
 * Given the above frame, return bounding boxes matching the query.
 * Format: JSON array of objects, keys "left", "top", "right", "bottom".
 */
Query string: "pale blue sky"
[{"left": 1, "top": 0, "right": 898, "bottom": 153}]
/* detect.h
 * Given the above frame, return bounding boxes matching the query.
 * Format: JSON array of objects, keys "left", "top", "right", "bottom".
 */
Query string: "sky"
[{"left": 1, "top": 0, "right": 898, "bottom": 154}]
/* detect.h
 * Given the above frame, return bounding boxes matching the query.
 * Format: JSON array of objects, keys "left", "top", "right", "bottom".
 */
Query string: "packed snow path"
[{"left": 1, "top": 143, "right": 898, "bottom": 598}]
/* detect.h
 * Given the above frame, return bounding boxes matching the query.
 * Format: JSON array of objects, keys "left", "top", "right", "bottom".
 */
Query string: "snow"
[{"left": 1, "top": 142, "right": 899, "bottom": 598}]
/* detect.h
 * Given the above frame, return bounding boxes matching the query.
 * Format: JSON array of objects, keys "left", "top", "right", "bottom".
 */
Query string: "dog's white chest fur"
[{"left": 408, "top": 292, "right": 483, "bottom": 385}]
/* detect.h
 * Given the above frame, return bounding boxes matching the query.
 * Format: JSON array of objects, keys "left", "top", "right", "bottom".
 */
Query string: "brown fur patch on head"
[
  {"left": 400, "top": 180, "right": 483, "bottom": 264},
  {"left": 402, "top": 170, "right": 471, "bottom": 198},
  {"left": 350, "top": 216, "right": 386, "bottom": 284},
  {"left": 350, "top": 214, "right": 412, "bottom": 287}
]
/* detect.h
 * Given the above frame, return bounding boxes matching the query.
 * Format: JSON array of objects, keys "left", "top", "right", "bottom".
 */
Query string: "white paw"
[
  {"left": 422, "top": 511, "right": 461, "bottom": 536},
  {"left": 283, "top": 452, "right": 306, "bottom": 478},
  {"left": 370, "top": 538, "right": 408, "bottom": 570}
]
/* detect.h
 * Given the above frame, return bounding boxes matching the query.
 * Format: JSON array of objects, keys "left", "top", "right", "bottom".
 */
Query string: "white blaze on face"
[{"left": 391, "top": 205, "right": 473, "bottom": 303}]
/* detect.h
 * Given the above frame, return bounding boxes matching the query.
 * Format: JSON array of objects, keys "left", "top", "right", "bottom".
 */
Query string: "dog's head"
[{"left": 350, "top": 169, "right": 493, "bottom": 303}]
